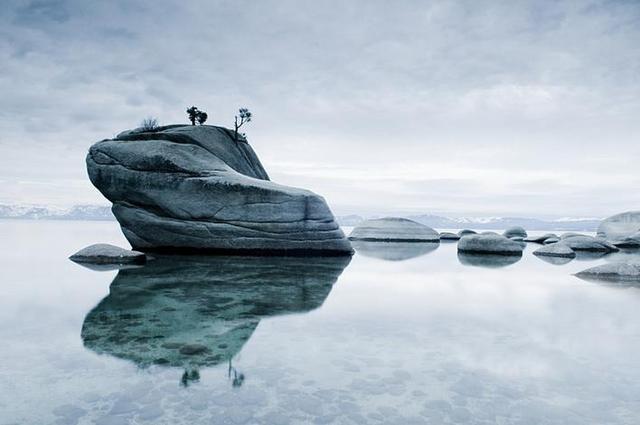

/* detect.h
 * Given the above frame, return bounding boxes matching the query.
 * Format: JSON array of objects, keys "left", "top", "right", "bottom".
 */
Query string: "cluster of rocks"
[{"left": 71, "top": 126, "right": 640, "bottom": 283}]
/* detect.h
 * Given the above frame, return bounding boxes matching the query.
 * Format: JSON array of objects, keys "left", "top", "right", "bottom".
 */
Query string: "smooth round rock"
[
  {"left": 503, "top": 226, "right": 527, "bottom": 239},
  {"left": 348, "top": 217, "right": 440, "bottom": 242},
  {"left": 458, "top": 229, "right": 477, "bottom": 237},
  {"left": 533, "top": 242, "right": 576, "bottom": 258},
  {"left": 457, "top": 234, "right": 524, "bottom": 255},
  {"left": 439, "top": 232, "right": 461, "bottom": 241},
  {"left": 597, "top": 211, "right": 640, "bottom": 240},
  {"left": 69, "top": 244, "right": 146, "bottom": 265}
]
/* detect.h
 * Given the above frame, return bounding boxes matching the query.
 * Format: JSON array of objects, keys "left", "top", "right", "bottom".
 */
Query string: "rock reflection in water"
[
  {"left": 535, "top": 256, "right": 574, "bottom": 266},
  {"left": 81, "top": 255, "right": 350, "bottom": 375},
  {"left": 457, "top": 252, "right": 522, "bottom": 268},
  {"left": 351, "top": 241, "right": 439, "bottom": 261}
]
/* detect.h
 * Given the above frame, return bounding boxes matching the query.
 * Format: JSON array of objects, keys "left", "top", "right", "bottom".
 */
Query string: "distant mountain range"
[
  {"left": 0, "top": 204, "right": 114, "bottom": 221},
  {"left": 0, "top": 204, "right": 601, "bottom": 231},
  {"left": 337, "top": 214, "right": 602, "bottom": 231}
]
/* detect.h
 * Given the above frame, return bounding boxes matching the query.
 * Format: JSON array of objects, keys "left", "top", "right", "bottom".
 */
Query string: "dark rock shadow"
[
  {"left": 457, "top": 252, "right": 522, "bottom": 268},
  {"left": 81, "top": 255, "right": 350, "bottom": 372},
  {"left": 351, "top": 241, "right": 439, "bottom": 261}
]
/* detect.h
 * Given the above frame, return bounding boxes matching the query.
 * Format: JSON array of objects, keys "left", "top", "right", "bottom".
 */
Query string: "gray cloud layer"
[{"left": 1, "top": 0, "right": 639, "bottom": 217}]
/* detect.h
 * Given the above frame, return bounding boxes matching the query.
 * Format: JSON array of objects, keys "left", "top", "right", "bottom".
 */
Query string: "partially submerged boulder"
[
  {"left": 348, "top": 217, "right": 439, "bottom": 242},
  {"left": 543, "top": 237, "right": 560, "bottom": 245},
  {"left": 457, "top": 234, "right": 524, "bottom": 256},
  {"left": 575, "top": 262, "right": 640, "bottom": 283},
  {"left": 87, "top": 125, "right": 352, "bottom": 255},
  {"left": 562, "top": 235, "right": 619, "bottom": 253},
  {"left": 597, "top": 211, "right": 640, "bottom": 240},
  {"left": 439, "top": 232, "right": 460, "bottom": 241},
  {"left": 69, "top": 243, "right": 146, "bottom": 265},
  {"left": 503, "top": 226, "right": 527, "bottom": 239},
  {"left": 458, "top": 229, "right": 477, "bottom": 237},
  {"left": 457, "top": 252, "right": 521, "bottom": 268},
  {"left": 533, "top": 242, "right": 576, "bottom": 258},
  {"left": 524, "top": 233, "right": 558, "bottom": 244}
]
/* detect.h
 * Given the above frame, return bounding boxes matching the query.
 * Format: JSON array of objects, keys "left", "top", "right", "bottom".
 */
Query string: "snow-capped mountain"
[
  {"left": 337, "top": 214, "right": 601, "bottom": 231},
  {"left": 0, "top": 204, "right": 114, "bottom": 221}
]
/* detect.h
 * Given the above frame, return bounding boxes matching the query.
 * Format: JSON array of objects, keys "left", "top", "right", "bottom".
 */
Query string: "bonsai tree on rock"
[
  {"left": 196, "top": 111, "right": 208, "bottom": 125},
  {"left": 140, "top": 117, "right": 159, "bottom": 131},
  {"left": 186, "top": 106, "right": 200, "bottom": 125},
  {"left": 234, "top": 108, "right": 252, "bottom": 141}
]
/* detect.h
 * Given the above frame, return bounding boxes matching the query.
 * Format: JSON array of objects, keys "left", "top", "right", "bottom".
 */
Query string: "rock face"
[
  {"left": 597, "top": 211, "right": 640, "bottom": 240},
  {"left": 533, "top": 242, "right": 576, "bottom": 258},
  {"left": 562, "top": 235, "right": 618, "bottom": 252},
  {"left": 457, "top": 234, "right": 524, "bottom": 256},
  {"left": 503, "top": 226, "right": 527, "bottom": 239},
  {"left": 348, "top": 217, "right": 440, "bottom": 242},
  {"left": 575, "top": 262, "right": 640, "bottom": 283},
  {"left": 69, "top": 243, "right": 146, "bottom": 265},
  {"left": 87, "top": 125, "right": 352, "bottom": 255}
]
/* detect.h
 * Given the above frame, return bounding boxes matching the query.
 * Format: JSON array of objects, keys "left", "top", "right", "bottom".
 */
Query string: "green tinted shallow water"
[{"left": 1, "top": 220, "right": 640, "bottom": 425}]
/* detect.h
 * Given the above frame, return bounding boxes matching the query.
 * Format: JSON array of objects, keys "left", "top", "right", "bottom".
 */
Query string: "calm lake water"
[{"left": 1, "top": 220, "right": 640, "bottom": 424}]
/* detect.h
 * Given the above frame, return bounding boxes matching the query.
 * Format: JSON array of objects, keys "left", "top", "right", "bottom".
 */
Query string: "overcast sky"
[{"left": 1, "top": 0, "right": 639, "bottom": 218}]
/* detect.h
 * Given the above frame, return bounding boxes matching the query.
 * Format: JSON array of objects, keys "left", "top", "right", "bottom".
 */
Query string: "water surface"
[{"left": 1, "top": 220, "right": 640, "bottom": 424}]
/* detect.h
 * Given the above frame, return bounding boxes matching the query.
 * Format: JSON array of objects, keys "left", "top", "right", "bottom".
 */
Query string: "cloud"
[{"left": 1, "top": 0, "right": 639, "bottom": 216}]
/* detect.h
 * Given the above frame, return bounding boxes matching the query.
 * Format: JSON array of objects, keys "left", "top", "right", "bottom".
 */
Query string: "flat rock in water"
[
  {"left": 543, "top": 237, "right": 560, "bottom": 245},
  {"left": 525, "top": 233, "right": 557, "bottom": 243},
  {"left": 439, "top": 232, "right": 460, "bottom": 240},
  {"left": 458, "top": 229, "right": 477, "bottom": 237},
  {"left": 69, "top": 244, "right": 146, "bottom": 265},
  {"left": 348, "top": 217, "right": 440, "bottom": 242},
  {"left": 562, "top": 235, "right": 619, "bottom": 252},
  {"left": 597, "top": 211, "right": 640, "bottom": 240},
  {"left": 457, "top": 234, "right": 524, "bottom": 255},
  {"left": 503, "top": 226, "right": 527, "bottom": 238},
  {"left": 533, "top": 242, "right": 576, "bottom": 258},
  {"left": 575, "top": 262, "right": 640, "bottom": 283},
  {"left": 86, "top": 125, "right": 352, "bottom": 255}
]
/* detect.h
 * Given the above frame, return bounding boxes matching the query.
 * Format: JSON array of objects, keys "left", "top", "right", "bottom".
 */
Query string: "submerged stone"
[
  {"left": 457, "top": 252, "right": 521, "bottom": 268},
  {"left": 69, "top": 243, "right": 146, "bottom": 265},
  {"left": 503, "top": 226, "right": 527, "bottom": 239},
  {"left": 524, "top": 233, "right": 558, "bottom": 243},
  {"left": 348, "top": 217, "right": 440, "bottom": 242},
  {"left": 457, "top": 234, "right": 524, "bottom": 256},
  {"left": 562, "top": 235, "right": 618, "bottom": 252},
  {"left": 575, "top": 262, "right": 640, "bottom": 283},
  {"left": 533, "top": 242, "right": 576, "bottom": 258},
  {"left": 439, "top": 232, "right": 460, "bottom": 241}
]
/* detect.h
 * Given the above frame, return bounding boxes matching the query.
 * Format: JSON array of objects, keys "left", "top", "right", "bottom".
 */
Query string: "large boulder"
[
  {"left": 87, "top": 125, "right": 352, "bottom": 255},
  {"left": 597, "top": 211, "right": 640, "bottom": 240},
  {"left": 348, "top": 217, "right": 440, "bottom": 242},
  {"left": 457, "top": 234, "right": 524, "bottom": 256}
]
